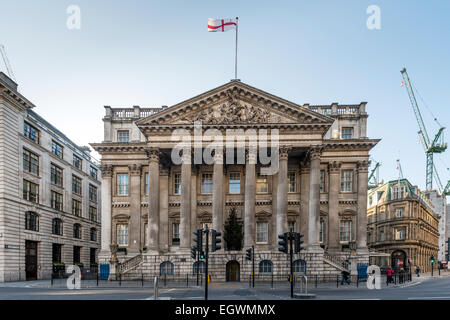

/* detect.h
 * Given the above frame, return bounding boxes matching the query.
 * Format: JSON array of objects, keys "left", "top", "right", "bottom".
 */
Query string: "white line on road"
[{"left": 408, "top": 297, "right": 450, "bottom": 300}]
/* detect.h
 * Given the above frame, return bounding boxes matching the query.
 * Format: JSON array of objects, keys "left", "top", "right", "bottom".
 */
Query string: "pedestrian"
[
  {"left": 387, "top": 267, "right": 394, "bottom": 284},
  {"left": 415, "top": 266, "right": 420, "bottom": 277},
  {"left": 340, "top": 270, "right": 351, "bottom": 285},
  {"left": 399, "top": 268, "right": 405, "bottom": 284}
]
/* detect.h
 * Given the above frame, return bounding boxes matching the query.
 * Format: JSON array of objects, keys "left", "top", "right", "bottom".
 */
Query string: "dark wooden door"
[
  {"left": 226, "top": 260, "right": 240, "bottom": 282},
  {"left": 25, "top": 241, "right": 38, "bottom": 280}
]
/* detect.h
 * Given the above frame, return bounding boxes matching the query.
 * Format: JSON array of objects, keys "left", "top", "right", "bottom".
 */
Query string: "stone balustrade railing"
[{"left": 118, "top": 253, "right": 143, "bottom": 274}]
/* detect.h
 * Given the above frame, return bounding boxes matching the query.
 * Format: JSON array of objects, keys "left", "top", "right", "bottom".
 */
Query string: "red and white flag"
[{"left": 207, "top": 18, "right": 237, "bottom": 32}]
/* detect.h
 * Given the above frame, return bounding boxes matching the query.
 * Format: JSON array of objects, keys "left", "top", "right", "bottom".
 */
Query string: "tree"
[{"left": 223, "top": 207, "right": 243, "bottom": 251}]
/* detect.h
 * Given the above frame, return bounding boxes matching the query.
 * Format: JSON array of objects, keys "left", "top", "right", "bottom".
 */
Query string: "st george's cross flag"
[{"left": 207, "top": 18, "right": 237, "bottom": 32}]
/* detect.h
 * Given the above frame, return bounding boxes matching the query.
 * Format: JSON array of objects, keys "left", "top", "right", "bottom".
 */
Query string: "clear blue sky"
[{"left": 1, "top": 0, "right": 449, "bottom": 193}]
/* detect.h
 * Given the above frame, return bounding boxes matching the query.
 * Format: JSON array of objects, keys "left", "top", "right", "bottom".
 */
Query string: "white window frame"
[
  {"left": 201, "top": 173, "right": 213, "bottom": 194},
  {"left": 256, "top": 221, "right": 268, "bottom": 244},
  {"left": 256, "top": 174, "right": 268, "bottom": 194},
  {"left": 340, "top": 170, "right": 353, "bottom": 193},
  {"left": 117, "top": 173, "right": 129, "bottom": 196},
  {"left": 229, "top": 172, "right": 241, "bottom": 194},
  {"left": 339, "top": 220, "right": 352, "bottom": 242},
  {"left": 117, "top": 224, "right": 129, "bottom": 246},
  {"left": 174, "top": 173, "right": 181, "bottom": 195}
]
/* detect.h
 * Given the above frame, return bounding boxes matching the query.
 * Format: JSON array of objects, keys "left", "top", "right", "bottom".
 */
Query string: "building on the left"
[{"left": 0, "top": 72, "right": 101, "bottom": 282}]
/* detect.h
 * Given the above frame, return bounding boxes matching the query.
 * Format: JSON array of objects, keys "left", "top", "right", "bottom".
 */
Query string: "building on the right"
[
  {"left": 367, "top": 178, "right": 439, "bottom": 273},
  {"left": 423, "top": 190, "right": 447, "bottom": 263}
]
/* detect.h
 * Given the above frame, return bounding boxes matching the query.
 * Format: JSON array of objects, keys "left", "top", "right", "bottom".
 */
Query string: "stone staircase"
[
  {"left": 323, "top": 253, "right": 350, "bottom": 272},
  {"left": 118, "top": 254, "right": 143, "bottom": 274}
]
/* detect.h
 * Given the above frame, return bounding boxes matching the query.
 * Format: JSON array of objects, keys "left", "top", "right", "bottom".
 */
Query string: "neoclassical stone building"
[{"left": 92, "top": 80, "right": 379, "bottom": 279}]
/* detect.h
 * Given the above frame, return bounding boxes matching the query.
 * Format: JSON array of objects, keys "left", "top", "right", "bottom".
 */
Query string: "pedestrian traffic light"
[
  {"left": 211, "top": 229, "right": 222, "bottom": 252},
  {"left": 193, "top": 229, "right": 203, "bottom": 255},
  {"left": 199, "top": 251, "right": 205, "bottom": 259},
  {"left": 430, "top": 255, "right": 435, "bottom": 264},
  {"left": 191, "top": 246, "right": 197, "bottom": 260},
  {"left": 278, "top": 233, "right": 288, "bottom": 254},
  {"left": 294, "top": 233, "right": 304, "bottom": 253},
  {"left": 246, "top": 247, "right": 252, "bottom": 261}
]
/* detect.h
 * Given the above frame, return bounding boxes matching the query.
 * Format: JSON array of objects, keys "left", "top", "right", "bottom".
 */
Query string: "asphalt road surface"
[{"left": 0, "top": 275, "right": 449, "bottom": 300}]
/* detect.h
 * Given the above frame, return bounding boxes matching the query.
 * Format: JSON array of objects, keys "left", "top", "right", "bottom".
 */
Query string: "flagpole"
[{"left": 235, "top": 17, "right": 238, "bottom": 79}]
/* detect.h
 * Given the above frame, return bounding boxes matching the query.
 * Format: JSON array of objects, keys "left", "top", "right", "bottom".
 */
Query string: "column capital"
[
  {"left": 327, "top": 161, "right": 342, "bottom": 174},
  {"left": 308, "top": 145, "right": 323, "bottom": 161},
  {"left": 213, "top": 149, "right": 224, "bottom": 164},
  {"left": 279, "top": 145, "right": 292, "bottom": 161},
  {"left": 100, "top": 164, "right": 114, "bottom": 177},
  {"left": 128, "top": 164, "right": 142, "bottom": 175},
  {"left": 357, "top": 160, "right": 370, "bottom": 173},
  {"left": 146, "top": 147, "right": 161, "bottom": 163},
  {"left": 181, "top": 147, "right": 192, "bottom": 164}
]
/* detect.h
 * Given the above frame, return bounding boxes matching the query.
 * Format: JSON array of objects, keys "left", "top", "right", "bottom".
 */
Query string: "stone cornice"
[
  {"left": 322, "top": 139, "right": 380, "bottom": 151},
  {"left": 90, "top": 142, "right": 147, "bottom": 154}
]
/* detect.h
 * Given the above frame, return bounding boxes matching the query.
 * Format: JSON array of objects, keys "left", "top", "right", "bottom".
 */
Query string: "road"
[{"left": 0, "top": 274, "right": 449, "bottom": 300}]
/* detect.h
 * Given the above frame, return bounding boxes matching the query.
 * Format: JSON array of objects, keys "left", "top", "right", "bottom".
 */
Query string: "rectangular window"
[
  {"left": 89, "top": 184, "right": 97, "bottom": 202},
  {"left": 73, "top": 155, "right": 82, "bottom": 170},
  {"left": 340, "top": 170, "right": 353, "bottom": 192},
  {"left": 391, "top": 185, "right": 406, "bottom": 200},
  {"left": 52, "top": 219, "right": 63, "bottom": 236},
  {"left": 90, "top": 248, "right": 96, "bottom": 265},
  {"left": 396, "top": 208, "right": 404, "bottom": 218},
  {"left": 90, "top": 166, "right": 98, "bottom": 180},
  {"left": 89, "top": 206, "right": 97, "bottom": 222},
  {"left": 339, "top": 220, "right": 352, "bottom": 242},
  {"left": 52, "top": 244, "right": 62, "bottom": 263},
  {"left": 145, "top": 172, "right": 149, "bottom": 195},
  {"left": 23, "top": 149, "right": 39, "bottom": 175},
  {"left": 72, "top": 175, "right": 82, "bottom": 195},
  {"left": 90, "top": 228, "right": 97, "bottom": 242},
  {"left": 23, "top": 180, "right": 39, "bottom": 203},
  {"left": 288, "top": 172, "right": 296, "bottom": 193},
  {"left": 201, "top": 173, "right": 213, "bottom": 194},
  {"left": 256, "top": 222, "right": 268, "bottom": 243},
  {"left": 24, "top": 122, "right": 39, "bottom": 143},
  {"left": 72, "top": 199, "right": 82, "bottom": 217},
  {"left": 52, "top": 141, "right": 63, "bottom": 158},
  {"left": 395, "top": 228, "right": 405, "bottom": 240},
  {"left": 320, "top": 170, "right": 325, "bottom": 193},
  {"left": 229, "top": 172, "right": 241, "bottom": 194},
  {"left": 117, "top": 224, "right": 129, "bottom": 246},
  {"left": 118, "top": 130, "right": 130, "bottom": 143},
  {"left": 172, "top": 223, "right": 180, "bottom": 245},
  {"left": 256, "top": 174, "right": 268, "bottom": 194},
  {"left": 73, "top": 246, "right": 81, "bottom": 264},
  {"left": 288, "top": 221, "right": 295, "bottom": 233},
  {"left": 174, "top": 173, "right": 181, "bottom": 195},
  {"left": 51, "top": 191, "right": 63, "bottom": 211},
  {"left": 369, "top": 196, "right": 373, "bottom": 206},
  {"left": 73, "top": 224, "right": 82, "bottom": 239},
  {"left": 117, "top": 174, "right": 129, "bottom": 195},
  {"left": 25, "top": 211, "right": 39, "bottom": 231},
  {"left": 377, "top": 191, "right": 384, "bottom": 201},
  {"left": 379, "top": 230, "right": 385, "bottom": 241},
  {"left": 319, "top": 220, "right": 324, "bottom": 243},
  {"left": 50, "top": 163, "right": 63, "bottom": 186},
  {"left": 341, "top": 127, "right": 353, "bottom": 139}
]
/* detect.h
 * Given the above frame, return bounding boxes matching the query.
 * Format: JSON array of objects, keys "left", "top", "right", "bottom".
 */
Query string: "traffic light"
[
  {"left": 246, "top": 247, "right": 252, "bottom": 261},
  {"left": 294, "top": 233, "right": 304, "bottom": 253},
  {"left": 193, "top": 229, "right": 203, "bottom": 255},
  {"left": 211, "top": 230, "right": 222, "bottom": 252},
  {"left": 199, "top": 251, "right": 205, "bottom": 259},
  {"left": 430, "top": 255, "right": 435, "bottom": 264},
  {"left": 278, "top": 233, "right": 288, "bottom": 254},
  {"left": 191, "top": 246, "right": 197, "bottom": 260}
]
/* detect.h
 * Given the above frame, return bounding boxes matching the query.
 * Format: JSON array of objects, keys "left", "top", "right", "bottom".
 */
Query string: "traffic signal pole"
[
  {"left": 289, "top": 232, "right": 294, "bottom": 298},
  {"left": 252, "top": 245, "right": 255, "bottom": 288},
  {"left": 205, "top": 226, "right": 209, "bottom": 300}
]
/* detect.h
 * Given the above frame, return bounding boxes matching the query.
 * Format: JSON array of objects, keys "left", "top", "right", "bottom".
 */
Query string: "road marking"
[
  {"left": 408, "top": 297, "right": 450, "bottom": 300},
  {"left": 396, "top": 282, "right": 422, "bottom": 288}
]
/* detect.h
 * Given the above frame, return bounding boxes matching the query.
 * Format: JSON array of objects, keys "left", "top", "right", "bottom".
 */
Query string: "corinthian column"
[
  {"left": 244, "top": 148, "right": 256, "bottom": 248},
  {"left": 147, "top": 148, "right": 160, "bottom": 252},
  {"left": 356, "top": 160, "right": 370, "bottom": 254},
  {"left": 180, "top": 148, "right": 192, "bottom": 250},
  {"left": 99, "top": 164, "right": 113, "bottom": 261},
  {"left": 327, "top": 161, "right": 341, "bottom": 253},
  {"left": 128, "top": 164, "right": 142, "bottom": 255},
  {"left": 307, "top": 146, "right": 322, "bottom": 251},
  {"left": 212, "top": 150, "right": 224, "bottom": 239},
  {"left": 276, "top": 146, "right": 290, "bottom": 236}
]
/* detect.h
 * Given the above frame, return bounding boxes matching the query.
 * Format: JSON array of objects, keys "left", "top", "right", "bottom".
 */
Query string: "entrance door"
[
  {"left": 226, "top": 260, "right": 240, "bottom": 282},
  {"left": 391, "top": 250, "right": 407, "bottom": 272},
  {"left": 25, "top": 241, "right": 38, "bottom": 280}
]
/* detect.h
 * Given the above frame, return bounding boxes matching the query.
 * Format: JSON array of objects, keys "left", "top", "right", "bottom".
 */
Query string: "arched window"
[
  {"left": 160, "top": 261, "right": 174, "bottom": 276},
  {"left": 90, "top": 228, "right": 97, "bottom": 241},
  {"left": 52, "top": 218, "right": 63, "bottom": 235},
  {"left": 193, "top": 261, "right": 206, "bottom": 275},
  {"left": 73, "top": 223, "right": 82, "bottom": 239},
  {"left": 259, "top": 260, "right": 273, "bottom": 274},
  {"left": 25, "top": 211, "right": 39, "bottom": 231},
  {"left": 293, "top": 259, "right": 307, "bottom": 274}
]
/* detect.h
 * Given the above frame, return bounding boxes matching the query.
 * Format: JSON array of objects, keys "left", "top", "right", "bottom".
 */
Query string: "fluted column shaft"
[
  {"left": 328, "top": 161, "right": 341, "bottom": 252},
  {"left": 244, "top": 149, "right": 256, "bottom": 247},
  {"left": 180, "top": 148, "right": 192, "bottom": 250},
  {"left": 148, "top": 149, "right": 160, "bottom": 252},
  {"left": 212, "top": 151, "right": 224, "bottom": 237},
  {"left": 308, "top": 147, "right": 322, "bottom": 249},
  {"left": 357, "top": 160, "right": 370, "bottom": 251},
  {"left": 128, "top": 164, "right": 142, "bottom": 255},
  {"left": 276, "top": 146, "right": 290, "bottom": 236},
  {"left": 100, "top": 164, "right": 113, "bottom": 260}
]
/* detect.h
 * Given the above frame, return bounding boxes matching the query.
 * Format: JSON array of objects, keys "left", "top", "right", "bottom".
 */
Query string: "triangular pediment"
[{"left": 136, "top": 81, "right": 334, "bottom": 128}]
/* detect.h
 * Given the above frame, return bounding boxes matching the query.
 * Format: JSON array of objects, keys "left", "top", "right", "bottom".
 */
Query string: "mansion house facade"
[{"left": 92, "top": 80, "right": 379, "bottom": 279}]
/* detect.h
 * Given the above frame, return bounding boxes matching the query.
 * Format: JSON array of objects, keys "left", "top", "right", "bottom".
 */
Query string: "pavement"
[{"left": 0, "top": 272, "right": 450, "bottom": 300}]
